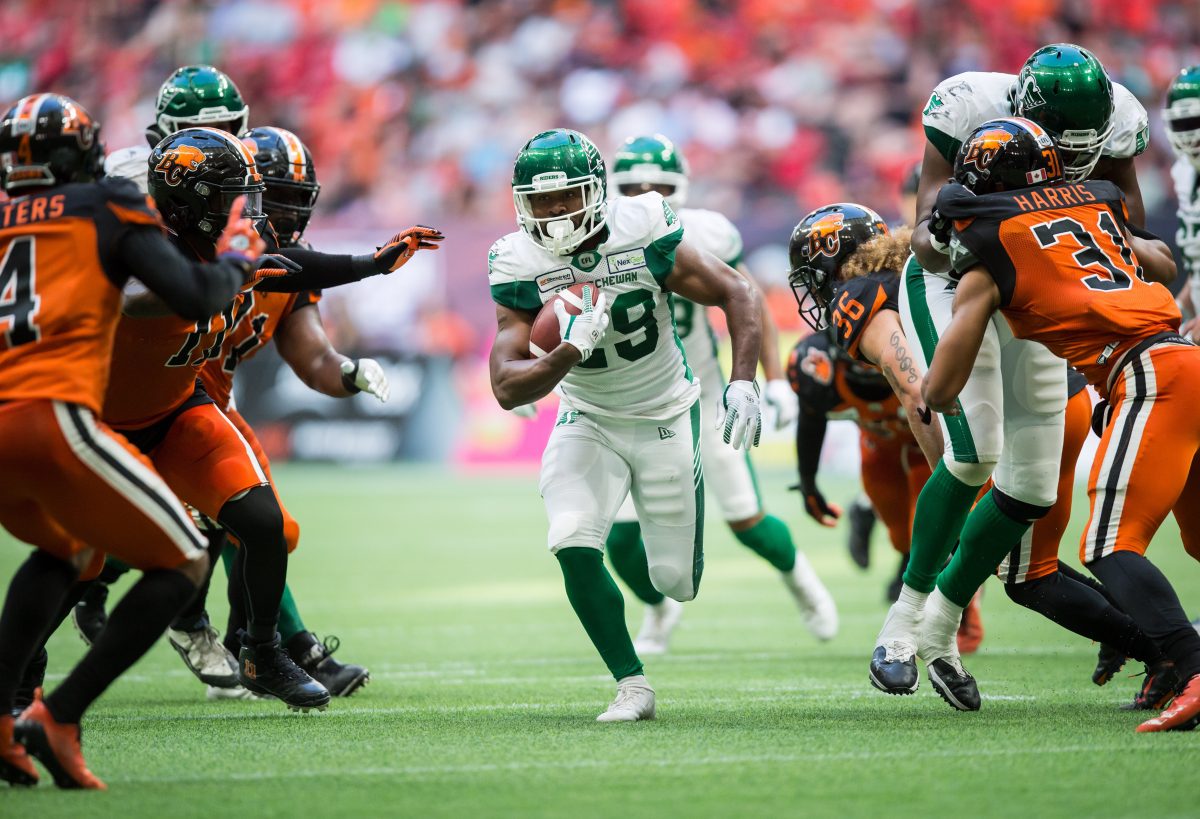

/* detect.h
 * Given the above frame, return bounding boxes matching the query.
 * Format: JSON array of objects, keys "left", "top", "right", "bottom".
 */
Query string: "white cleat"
[
  {"left": 782, "top": 552, "right": 838, "bottom": 641},
  {"left": 596, "top": 675, "right": 656, "bottom": 723},
  {"left": 633, "top": 598, "right": 684, "bottom": 656},
  {"left": 168, "top": 625, "right": 239, "bottom": 688},
  {"left": 205, "top": 684, "right": 263, "bottom": 701}
]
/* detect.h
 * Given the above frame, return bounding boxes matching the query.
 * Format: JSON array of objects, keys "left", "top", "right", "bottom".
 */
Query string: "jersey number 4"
[
  {"left": 0, "top": 237, "right": 41, "bottom": 349},
  {"left": 1030, "top": 211, "right": 1141, "bottom": 292}
]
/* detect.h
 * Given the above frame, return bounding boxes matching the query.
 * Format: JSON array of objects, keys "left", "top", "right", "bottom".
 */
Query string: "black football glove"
[
  {"left": 373, "top": 225, "right": 445, "bottom": 274},
  {"left": 927, "top": 206, "right": 952, "bottom": 252},
  {"left": 789, "top": 482, "right": 842, "bottom": 527}
]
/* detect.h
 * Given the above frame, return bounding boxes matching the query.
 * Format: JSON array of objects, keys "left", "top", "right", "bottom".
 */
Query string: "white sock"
[
  {"left": 617, "top": 673, "right": 649, "bottom": 688},
  {"left": 897, "top": 585, "right": 930, "bottom": 612}
]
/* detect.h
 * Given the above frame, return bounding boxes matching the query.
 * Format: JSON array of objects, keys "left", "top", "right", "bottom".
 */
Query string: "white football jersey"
[
  {"left": 488, "top": 192, "right": 699, "bottom": 420},
  {"left": 1172, "top": 156, "right": 1200, "bottom": 292},
  {"left": 922, "top": 71, "right": 1149, "bottom": 163},
  {"left": 673, "top": 207, "right": 744, "bottom": 372}
]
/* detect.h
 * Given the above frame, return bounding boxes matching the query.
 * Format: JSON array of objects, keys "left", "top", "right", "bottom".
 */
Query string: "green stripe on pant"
[{"left": 690, "top": 399, "right": 705, "bottom": 596}]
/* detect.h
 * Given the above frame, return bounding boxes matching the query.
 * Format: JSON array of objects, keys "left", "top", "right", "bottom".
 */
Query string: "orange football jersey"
[
  {"left": 199, "top": 289, "right": 321, "bottom": 410},
  {"left": 0, "top": 181, "right": 162, "bottom": 414},
  {"left": 940, "top": 179, "right": 1180, "bottom": 389}
]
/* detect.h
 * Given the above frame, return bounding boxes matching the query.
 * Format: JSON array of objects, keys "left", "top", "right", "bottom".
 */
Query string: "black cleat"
[
  {"left": 1092, "top": 643, "right": 1126, "bottom": 687},
  {"left": 71, "top": 582, "right": 109, "bottom": 646},
  {"left": 239, "top": 636, "right": 330, "bottom": 711},
  {"left": 927, "top": 658, "right": 981, "bottom": 712},
  {"left": 12, "top": 647, "right": 47, "bottom": 717},
  {"left": 869, "top": 645, "right": 919, "bottom": 695},
  {"left": 1122, "top": 660, "right": 1181, "bottom": 711},
  {"left": 846, "top": 496, "right": 875, "bottom": 570},
  {"left": 288, "top": 632, "right": 369, "bottom": 698}
]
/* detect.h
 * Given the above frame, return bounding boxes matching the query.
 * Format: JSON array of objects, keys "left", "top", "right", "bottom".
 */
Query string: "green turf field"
[{"left": 0, "top": 464, "right": 1196, "bottom": 818}]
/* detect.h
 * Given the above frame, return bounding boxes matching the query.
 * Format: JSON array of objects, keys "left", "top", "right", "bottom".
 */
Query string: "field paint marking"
[{"left": 107, "top": 743, "right": 1175, "bottom": 785}]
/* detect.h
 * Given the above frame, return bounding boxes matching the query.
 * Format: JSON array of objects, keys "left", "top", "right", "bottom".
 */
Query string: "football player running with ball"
[
  {"left": 603, "top": 134, "right": 835, "bottom": 655},
  {"left": 875, "top": 43, "right": 1167, "bottom": 709},
  {"left": 922, "top": 117, "right": 1200, "bottom": 732},
  {"left": 488, "top": 129, "right": 762, "bottom": 722}
]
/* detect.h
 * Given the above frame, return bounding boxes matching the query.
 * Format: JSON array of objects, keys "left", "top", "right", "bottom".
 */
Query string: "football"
[{"left": 528, "top": 282, "right": 601, "bottom": 357}]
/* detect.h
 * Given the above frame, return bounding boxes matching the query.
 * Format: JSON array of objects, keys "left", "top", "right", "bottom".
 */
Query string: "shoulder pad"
[
  {"left": 97, "top": 177, "right": 162, "bottom": 227},
  {"left": 787, "top": 333, "right": 839, "bottom": 409},
  {"left": 829, "top": 274, "right": 895, "bottom": 360},
  {"left": 923, "top": 72, "right": 1015, "bottom": 161},
  {"left": 487, "top": 233, "right": 543, "bottom": 312},
  {"left": 1106, "top": 82, "right": 1150, "bottom": 159},
  {"left": 680, "top": 208, "right": 744, "bottom": 266}
]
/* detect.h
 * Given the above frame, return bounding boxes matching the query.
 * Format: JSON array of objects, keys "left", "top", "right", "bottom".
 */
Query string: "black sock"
[
  {"left": 170, "top": 530, "right": 226, "bottom": 632},
  {"left": 0, "top": 551, "right": 78, "bottom": 713},
  {"left": 224, "top": 546, "right": 247, "bottom": 655},
  {"left": 1004, "top": 570, "right": 1163, "bottom": 663},
  {"left": 1055, "top": 560, "right": 1124, "bottom": 611},
  {"left": 218, "top": 486, "right": 287, "bottom": 644},
  {"left": 46, "top": 569, "right": 196, "bottom": 724},
  {"left": 1088, "top": 551, "right": 1200, "bottom": 678},
  {"left": 96, "top": 558, "right": 131, "bottom": 585}
]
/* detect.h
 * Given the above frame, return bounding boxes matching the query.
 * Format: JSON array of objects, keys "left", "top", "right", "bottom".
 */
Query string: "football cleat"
[
  {"left": 0, "top": 715, "right": 37, "bottom": 787},
  {"left": 918, "top": 588, "right": 980, "bottom": 711},
  {"left": 782, "top": 552, "right": 838, "bottom": 641},
  {"left": 596, "top": 676, "right": 656, "bottom": 723},
  {"left": 289, "top": 633, "right": 370, "bottom": 698},
  {"left": 1137, "top": 673, "right": 1200, "bottom": 733},
  {"left": 205, "top": 685, "right": 263, "bottom": 701},
  {"left": 1092, "top": 644, "right": 1127, "bottom": 687},
  {"left": 14, "top": 690, "right": 105, "bottom": 789},
  {"left": 632, "top": 598, "right": 684, "bottom": 656},
  {"left": 956, "top": 591, "right": 984, "bottom": 655},
  {"left": 13, "top": 646, "right": 47, "bottom": 716},
  {"left": 238, "top": 636, "right": 330, "bottom": 711},
  {"left": 869, "top": 595, "right": 923, "bottom": 694},
  {"left": 168, "top": 625, "right": 239, "bottom": 689},
  {"left": 71, "top": 582, "right": 109, "bottom": 646},
  {"left": 845, "top": 495, "right": 876, "bottom": 570},
  {"left": 1121, "top": 660, "right": 1181, "bottom": 711}
]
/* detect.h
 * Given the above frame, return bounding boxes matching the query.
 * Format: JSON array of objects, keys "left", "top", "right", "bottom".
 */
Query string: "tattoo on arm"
[{"left": 889, "top": 330, "right": 919, "bottom": 384}]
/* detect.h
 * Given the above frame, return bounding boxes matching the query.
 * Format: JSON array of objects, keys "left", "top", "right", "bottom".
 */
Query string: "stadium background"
[{"left": 3, "top": 0, "right": 1198, "bottom": 468}]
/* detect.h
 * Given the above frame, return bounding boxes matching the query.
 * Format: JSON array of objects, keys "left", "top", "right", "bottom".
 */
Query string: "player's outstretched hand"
[
  {"left": 717, "top": 380, "right": 762, "bottom": 450},
  {"left": 789, "top": 483, "right": 842, "bottom": 527},
  {"left": 555, "top": 284, "right": 610, "bottom": 363},
  {"left": 340, "top": 359, "right": 389, "bottom": 402},
  {"left": 763, "top": 378, "right": 798, "bottom": 430},
  {"left": 374, "top": 226, "right": 446, "bottom": 273},
  {"left": 216, "top": 195, "right": 267, "bottom": 278}
]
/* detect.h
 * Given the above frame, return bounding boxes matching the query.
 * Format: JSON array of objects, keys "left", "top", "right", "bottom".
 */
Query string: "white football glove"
[
  {"left": 554, "top": 285, "right": 610, "bottom": 362},
  {"left": 763, "top": 378, "right": 798, "bottom": 431},
  {"left": 510, "top": 403, "right": 537, "bottom": 419},
  {"left": 716, "top": 379, "right": 762, "bottom": 450},
  {"left": 340, "top": 358, "right": 389, "bottom": 402}
]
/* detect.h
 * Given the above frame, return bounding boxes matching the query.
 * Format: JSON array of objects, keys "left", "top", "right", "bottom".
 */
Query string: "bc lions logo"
[
  {"left": 155, "top": 145, "right": 207, "bottom": 187},
  {"left": 801, "top": 347, "right": 834, "bottom": 386},
  {"left": 806, "top": 213, "right": 845, "bottom": 259},
  {"left": 960, "top": 128, "right": 1015, "bottom": 175}
]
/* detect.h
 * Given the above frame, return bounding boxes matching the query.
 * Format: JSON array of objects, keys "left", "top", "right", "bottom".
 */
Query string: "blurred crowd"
[{"left": 3, "top": 0, "right": 1200, "bottom": 235}]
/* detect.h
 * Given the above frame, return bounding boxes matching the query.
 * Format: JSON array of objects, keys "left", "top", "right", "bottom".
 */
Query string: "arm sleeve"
[
  {"left": 252, "top": 247, "right": 379, "bottom": 292},
  {"left": 116, "top": 228, "right": 246, "bottom": 321},
  {"left": 795, "top": 407, "right": 827, "bottom": 491}
]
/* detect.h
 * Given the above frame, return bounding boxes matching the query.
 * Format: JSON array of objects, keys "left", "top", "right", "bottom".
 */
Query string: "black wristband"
[{"left": 341, "top": 362, "right": 362, "bottom": 394}]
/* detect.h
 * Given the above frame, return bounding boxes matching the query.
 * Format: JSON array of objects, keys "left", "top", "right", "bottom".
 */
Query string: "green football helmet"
[
  {"left": 1011, "top": 44, "right": 1114, "bottom": 182},
  {"left": 611, "top": 134, "right": 689, "bottom": 209},
  {"left": 1164, "top": 65, "right": 1200, "bottom": 166},
  {"left": 512, "top": 129, "right": 607, "bottom": 256},
  {"left": 145, "top": 65, "right": 249, "bottom": 146}
]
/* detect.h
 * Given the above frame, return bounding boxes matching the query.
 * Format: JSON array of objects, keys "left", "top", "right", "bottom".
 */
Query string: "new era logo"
[{"left": 658, "top": 427, "right": 676, "bottom": 440}]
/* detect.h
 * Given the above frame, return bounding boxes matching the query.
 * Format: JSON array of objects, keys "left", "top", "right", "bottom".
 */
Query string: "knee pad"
[
  {"left": 546, "top": 511, "right": 608, "bottom": 554},
  {"left": 218, "top": 485, "right": 286, "bottom": 549},
  {"left": 943, "top": 457, "right": 997, "bottom": 487},
  {"left": 992, "top": 488, "right": 1051, "bottom": 525},
  {"left": 648, "top": 562, "right": 695, "bottom": 602}
]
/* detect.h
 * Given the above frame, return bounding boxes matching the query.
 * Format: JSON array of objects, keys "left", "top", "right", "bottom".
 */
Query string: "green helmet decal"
[
  {"left": 511, "top": 129, "right": 608, "bottom": 256},
  {"left": 1011, "top": 44, "right": 1114, "bottom": 182},
  {"left": 1164, "top": 65, "right": 1200, "bottom": 165},
  {"left": 611, "top": 134, "right": 689, "bottom": 208},
  {"left": 146, "top": 65, "right": 249, "bottom": 146}
]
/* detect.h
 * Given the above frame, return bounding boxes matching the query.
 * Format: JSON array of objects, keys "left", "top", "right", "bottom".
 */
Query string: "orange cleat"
[
  {"left": 0, "top": 714, "right": 37, "bottom": 787},
  {"left": 13, "top": 689, "right": 105, "bottom": 790},
  {"left": 1137, "top": 673, "right": 1200, "bottom": 733},
  {"left": 956, "top": 591, "right": 985, "bottom": 655}
]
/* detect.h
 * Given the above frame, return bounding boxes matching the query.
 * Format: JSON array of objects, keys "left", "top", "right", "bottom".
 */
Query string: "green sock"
[
  {"left": 937, "top": 490, "right": 1032, "bottom": 607},
  {"left": 219, "top": 548, "right": 306, "bottom": 641},
  {"left": 556, "top": 547, "right": 643, "bottom": 680},
  {"left": 605, "top": 522, "right": 666, "bottom": 606},
  {"left": 903, "top": 460, "right": 984, "bottom": 593},
  {"left": 733, "top": 515, "right": 797, "bottom": 572}
]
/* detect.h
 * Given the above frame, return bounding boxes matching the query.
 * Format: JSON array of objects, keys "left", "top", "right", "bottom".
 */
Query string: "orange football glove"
[
  {"left": 373, "top": 225, "right": 445, "bottom": 273},
  {"left": 215, "top": 195, "right": 266, "bottom": 276}
]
